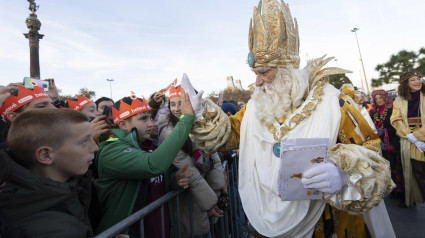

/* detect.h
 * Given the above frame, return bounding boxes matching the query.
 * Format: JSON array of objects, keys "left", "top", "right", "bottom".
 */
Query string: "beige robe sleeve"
[{"left": 390, "top": 100, "right": 411, "bottom": 138}]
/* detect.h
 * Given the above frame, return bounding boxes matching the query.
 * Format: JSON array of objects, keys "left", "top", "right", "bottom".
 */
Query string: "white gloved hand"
[
  {"left": 406, "top": 133, "right": 419, "bottom": 143},
  {"left": 301, "top": 163, "right": 346, "bottom": 194},
  {"left": 414, "top": 141, "right": 425, "bottom": 152},
  {"left": 181, "top": 73, "right": 204, "bottom": 120}
]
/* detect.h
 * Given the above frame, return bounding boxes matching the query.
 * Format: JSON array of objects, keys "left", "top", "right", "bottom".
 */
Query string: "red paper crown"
[
  {"left": 111, "top": 95, "right": 151, "bottom": 125},
  {"left": 169, "top": 85, "right": 182, "bottom": 99},
  {"left": 0, "top": 85, "right": 49, "bottom": 122},
  {"left": 64, "top": 95, "right": 92, "bottom": 111}
]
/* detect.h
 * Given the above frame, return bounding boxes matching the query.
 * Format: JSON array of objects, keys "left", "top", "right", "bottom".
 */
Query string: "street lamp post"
[
  {"left": 106, "top": 79, "right": 114, "bottom": 100},
  {"left": 351, "top": 27, "right": 370, "bottom": 95}
]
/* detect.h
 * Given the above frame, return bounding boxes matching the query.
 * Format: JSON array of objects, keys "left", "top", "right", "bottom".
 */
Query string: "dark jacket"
[
  {"left": 0, "top": 150, "right": 92, "bottom": 238},
  {"left": 370, "top": 107, "right": 400, "bottom": 150}
]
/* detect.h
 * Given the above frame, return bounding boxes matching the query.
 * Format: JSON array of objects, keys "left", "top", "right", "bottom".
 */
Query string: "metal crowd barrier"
[{"left": 95, "top": 154, "right": 243, "bottom": 238}]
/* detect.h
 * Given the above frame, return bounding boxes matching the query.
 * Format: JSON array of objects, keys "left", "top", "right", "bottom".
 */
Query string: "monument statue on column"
[{"left": 24, "top": 0, "right": 44, "bottom": 78}]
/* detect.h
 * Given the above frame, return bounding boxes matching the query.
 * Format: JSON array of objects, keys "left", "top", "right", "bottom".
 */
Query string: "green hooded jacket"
[{"left": 95, "top": 114, "right": 194, "bottom": 234}]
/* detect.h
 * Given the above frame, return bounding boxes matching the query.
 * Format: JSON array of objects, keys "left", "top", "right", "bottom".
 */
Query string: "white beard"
[{"left": 252, "top": 67, "right": 309, "bottom": 125}]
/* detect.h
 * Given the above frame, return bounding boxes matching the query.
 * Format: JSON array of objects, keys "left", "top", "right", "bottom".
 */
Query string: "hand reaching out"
[
  {"left": 44, "top": 78, "right": 59, "bottom": 101},
  {"left": 181, "top": 73, "right": 204, "bottom": 120},
  {"left": 0, "top": 86, "right": 14, "bottom": 106},
  {"left": 180, "top": 88, "right": 194, "bottom": 116},
  {"left": 153, "top": 91, "right": 163, "bottom": 104},
  {"left": 175, "top": 164, "right": 193, "bottom": 189}
]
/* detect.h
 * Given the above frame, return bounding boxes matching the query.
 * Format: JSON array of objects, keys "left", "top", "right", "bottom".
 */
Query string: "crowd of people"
[
  {"left": 1, "top": 0, "right": 424, "bottom": 237},
  {"left": 0, "top": 75, "right": 242, "bottom": 237}
]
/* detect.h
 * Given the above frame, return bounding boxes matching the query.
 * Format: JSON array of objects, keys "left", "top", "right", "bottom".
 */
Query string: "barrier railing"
[{"left": 95, "top": 154, "right": 242, "bottom": 238}]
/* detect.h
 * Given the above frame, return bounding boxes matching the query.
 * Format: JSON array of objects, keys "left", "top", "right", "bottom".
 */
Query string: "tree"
[
  {"left": 78, "top": 88, "right": 96, "bottom": 100},
  {"left": 58, "top": 87, "right": 96, "bottom": 101},
  {"left": 371, "top": 47, "right": 425, "bottom": 87},
  {"left": 328, "top": 74, "right": 352, "bottom": 89},
  {"left": 222, "top": 88, "right": 251, "bottom": 104},
  {"left": 206, "top": 91, "right": 219, "bottom": 104}
]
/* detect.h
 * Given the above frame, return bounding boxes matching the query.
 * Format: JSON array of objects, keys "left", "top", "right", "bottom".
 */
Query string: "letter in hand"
[
  {"left": 301, "top": 163, "right": 345, "bottom": 194},
  {"left": 180, "top": 88, "right": 194, "bottom": 116},
  {"left": 181, "top": 73, "right": 204, "bottom": 120},
  {"left": 175, "top": 164, "right": 193, "bottom": 189}
]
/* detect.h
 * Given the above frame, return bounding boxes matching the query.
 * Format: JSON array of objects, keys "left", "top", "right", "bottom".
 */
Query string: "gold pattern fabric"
[
  {"left": 314, "top": 205, "right": 366, "bottom": 238},
  {"left": 313, "top": 93, "right": 394, "bottom": 237},
  {"left": 325, "top": 143, "right": 395, "bottom": 214},
  {"left": 189, "top": 99, "right": 232, "bottom": 154},
  {"left": 248, "top": 0, "right": 300, "bottom": 68},
  {"left": 337, "top": 93, "right": 382, "bottom": 153},
  {"left": 264, "top": 56, "right": 351, "bottom": 142}
]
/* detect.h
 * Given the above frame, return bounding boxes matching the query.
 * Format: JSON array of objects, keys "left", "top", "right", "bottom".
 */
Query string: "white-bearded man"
[{"left": 181, "top": 0, "right": 396, "bottom": 237}]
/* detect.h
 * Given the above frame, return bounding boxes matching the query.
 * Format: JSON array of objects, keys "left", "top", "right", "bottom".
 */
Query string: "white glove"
[
  {"left": 301, "top": 163, "right": 346, "bottom": 194},
  {"left": 406, "top": 133, "right": 425, "bottom": 152},
  {"left": 406, "top": 133, "right": 419, "bottom": 143},
  {"left": 414, "top": 141, "right": 425, "bottom": 152},
  {"left": 181, "top": 73, "right": 204, "bottom": 120}
]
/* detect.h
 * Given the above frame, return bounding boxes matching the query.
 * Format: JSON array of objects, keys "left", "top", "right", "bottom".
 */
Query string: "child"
[
  {"left": 62, "top": 95, "right": 111, "bottom": 140},
  {"left": 0, "top": 85, "right": 55, "bottom": 148},
  {"left": 0, "top": 108, "right": 98, "bottom": 237},
  {"left": 157, "top": 85, "right": 225, "bottom": 236},
  {"left": 96, "top": 91, "right": 194, "bottom": 237}
]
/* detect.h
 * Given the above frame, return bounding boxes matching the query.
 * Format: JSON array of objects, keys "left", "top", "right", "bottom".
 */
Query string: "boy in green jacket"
[{"left": 96, "top": 91, "right": 194, "bottom": 236}]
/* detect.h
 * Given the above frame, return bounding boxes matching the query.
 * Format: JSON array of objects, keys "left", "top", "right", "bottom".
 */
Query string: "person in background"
[
  {"left": 221, "top": 100, "right": 238, "bottom": 116},
  {"left": 360, "top": 92, "right": 373, "bottom": 113},
  {"left": 238, "top": 102, "right": 245, "bottom": 110},
  {"left": 95, "top": 91, "right": 194, "bottom": 237},
  {"left": 95, "top": 97, "right": 114, "bottom": 115},
  {"left": 149, "top": 91, "right": 169, "bottom": 123},
  {"left": 370, "top": 90, "right": 404, "bottom": 203},
  {"left": 63, "top": 95, "right": 111, "bottom": 140},
  {"left": 391, "top": 71, "right": 425, "bottom": 207},
  {"left": 0, "top": 85, "right": 55, "bottom": 149},
  {"left": 157, "top": 85, "right": 225, "bottom": 237},
  {"left": 0, "top": 108, "right": 97, "bottom": 238}
]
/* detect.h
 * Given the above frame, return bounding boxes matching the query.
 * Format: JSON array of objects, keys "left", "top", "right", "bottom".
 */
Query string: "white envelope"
[{"left": 277, "top": 137, "right": 329, "bottom": 201}]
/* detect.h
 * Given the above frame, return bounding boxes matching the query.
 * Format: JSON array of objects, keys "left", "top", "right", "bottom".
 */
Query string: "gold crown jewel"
[{"left": 248, "top": 0, "right": 300, "bottom": 68}]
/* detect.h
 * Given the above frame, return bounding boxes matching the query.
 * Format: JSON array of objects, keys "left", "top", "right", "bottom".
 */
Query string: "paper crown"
[
  {"left": 111, "top": 94, "right": 151, "bottom": 125},
  {"left": 64, "top": 95, "right": 92, "bottom": 111},
  {"left": 0, "top": 85, "right": 50, "bottom": 122},
  {"left": 169, "top": 85, "right": 182, "bottom": 99},
  {"left": 248, "top": 0, "right": 300, "bottom": 68}
]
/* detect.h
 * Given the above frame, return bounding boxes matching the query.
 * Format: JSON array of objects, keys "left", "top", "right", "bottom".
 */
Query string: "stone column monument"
[{"left": 24, "top": 0, "right": 44, "bottom": 78}]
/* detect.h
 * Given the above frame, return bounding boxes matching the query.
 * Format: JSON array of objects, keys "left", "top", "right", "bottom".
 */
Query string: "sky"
[{"left": 1, "top": 0, "right": 425, "bottom": 101}]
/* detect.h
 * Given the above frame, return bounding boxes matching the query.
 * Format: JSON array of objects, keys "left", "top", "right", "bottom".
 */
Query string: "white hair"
[{"left": 251, "top": 67, "right": 309, "bottom": 125}]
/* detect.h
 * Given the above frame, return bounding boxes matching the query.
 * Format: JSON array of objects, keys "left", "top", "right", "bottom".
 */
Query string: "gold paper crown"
[{"left": 248, "top": 0, "right": 300, "bottom": 68}]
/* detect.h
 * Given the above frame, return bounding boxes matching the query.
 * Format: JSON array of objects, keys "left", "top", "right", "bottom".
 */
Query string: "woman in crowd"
[
  {"left": 370, "top": 89, "right": 404, "bottom": 200},
  {"left": 391, "top": 71, "right": 425, "bottom": 207},
  {"left": 157, "top": 85, "right": 225, "bottom": 237}
]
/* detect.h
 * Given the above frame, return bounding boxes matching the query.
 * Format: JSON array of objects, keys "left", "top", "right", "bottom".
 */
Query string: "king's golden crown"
[{"left": 248, "top": 0, "right": 300, "bottom": 68}]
